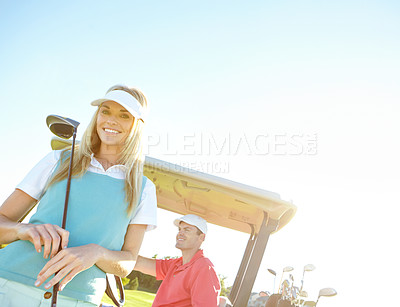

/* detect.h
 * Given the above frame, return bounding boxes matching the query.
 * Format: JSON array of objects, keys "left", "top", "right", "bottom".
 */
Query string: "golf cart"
[{"left": 50, "top": 137, "right": 297, "bottom": 307}]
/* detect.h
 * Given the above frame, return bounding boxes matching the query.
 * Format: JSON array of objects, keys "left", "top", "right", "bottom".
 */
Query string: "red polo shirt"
[{"left": 153, "top": 250, "right": 221, "bottom": 307}]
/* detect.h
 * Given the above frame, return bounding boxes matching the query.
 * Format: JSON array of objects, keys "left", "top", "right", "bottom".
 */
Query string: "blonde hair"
[{"left": 46, "top": 85, "right": 148, "bottom": 215}]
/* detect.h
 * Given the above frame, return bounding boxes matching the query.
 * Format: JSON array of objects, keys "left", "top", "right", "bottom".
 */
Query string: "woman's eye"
[
  {"left": 101, "top": 109, "right": 110, "bottom": 115},
  {"left": 120, "top": 113, "right": 130, "bottom": 119}
]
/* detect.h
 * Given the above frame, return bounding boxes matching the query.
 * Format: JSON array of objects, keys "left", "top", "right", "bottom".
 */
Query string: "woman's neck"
[{"left": 95, "top": 144, "right": 122, "bottom": 169}]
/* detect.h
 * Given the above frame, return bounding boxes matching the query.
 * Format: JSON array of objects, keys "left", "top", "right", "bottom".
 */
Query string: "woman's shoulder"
[
  {"left": 15, "top": 150, "right": 66, "bottom": 200},
  {"left": 41, "top": 149, "right": 64, "bottom": 162},
  {"left": 32, "top": 149, "right": 64, "bottom": 168}
]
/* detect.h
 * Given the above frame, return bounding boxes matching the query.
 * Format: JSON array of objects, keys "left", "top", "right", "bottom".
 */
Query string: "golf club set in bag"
[
  {"left": 46, "top": 115, "right": 125, "bottom": 307},
  {"left": 258, "top": 265, "right": 336, "bottom": 307}
]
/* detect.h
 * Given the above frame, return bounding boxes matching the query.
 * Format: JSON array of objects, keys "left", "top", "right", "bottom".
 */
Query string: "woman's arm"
[
  {"left": 0, "top": 189, "right": 38, "bottom": 243},
  {"left": 97, "top": 223, "right": 147, "bottom": 275},
  {"left": 0, "top": 189, "right": 69, "bottom": 258},
  {"left": 35, "top": 224, "right": 147, "bottom": 291}
]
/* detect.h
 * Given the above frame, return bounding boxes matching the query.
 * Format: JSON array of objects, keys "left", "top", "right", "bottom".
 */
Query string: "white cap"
[
  {"left": 91, "top": 89, "right": 146, "bottom": 122},
  {"left": 174, "top": 214, "right": 208, "bottom": 235}
]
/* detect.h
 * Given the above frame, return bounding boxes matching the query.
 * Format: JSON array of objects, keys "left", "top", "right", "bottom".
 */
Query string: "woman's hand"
[
  {"left": 35, "top": 244, "right": 101, "bottom": 291},
  {"left": 16, "top": 223, "right": 69, "bottom": 259},
  {"left": 35, "top": 224, "right": 147, "bottom": 291}
]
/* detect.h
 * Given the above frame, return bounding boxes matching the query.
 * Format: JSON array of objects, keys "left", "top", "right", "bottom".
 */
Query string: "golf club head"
[
  {"left": 46, "top": 115, "right": 80, "bottom": 139},
  {"left": 283, "top": 266, "right": 294, "bottom": 272},
  {"left": 304, "top": 264, "right": 316, "bottom": 272},
  {"left": 318, "top": 288, "right": 337, "bottom": 298},
  {"left": 268, "top": 269, "right": 277, "bottom": 276},
  {"left": 51, "top": 137, "right": 74, "bottom": 150}
]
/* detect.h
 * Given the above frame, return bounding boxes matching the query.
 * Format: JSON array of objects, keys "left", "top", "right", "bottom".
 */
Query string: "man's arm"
[{"left": 134, "top": 255, "right": 156, "bottom": 276}]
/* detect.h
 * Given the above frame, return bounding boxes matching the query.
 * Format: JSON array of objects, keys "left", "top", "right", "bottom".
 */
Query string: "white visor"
[{"left": 91, "top": 90, "right": 146, "bottom": 122}]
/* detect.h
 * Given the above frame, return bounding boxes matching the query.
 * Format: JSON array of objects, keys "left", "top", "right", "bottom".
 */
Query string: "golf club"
[
  {"left": 48, "top": 125, "right": 125, "bottom": 306},
  {"left": 267, "top": 268, "right": 277, "bottom": 293},
  {"left": 50, "top": 137, "right": 74, "bottom": 150},
  {"left": 46, "top": 115, "right": 80, "bottom": 307},
  {"left": 315, "top": 288, "right": 337, "bottom": 305},
  {"left": 300, "top": 264, "right": 316, "bottom": 292},
  {"left": 278, "top": 266, "right": 294, "bottom": 295},
  {"left": 302, "top": 288, "right": 337, "bottom": 306}
]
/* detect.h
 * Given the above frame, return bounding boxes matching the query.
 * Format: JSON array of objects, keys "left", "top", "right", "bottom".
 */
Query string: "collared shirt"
[
  {"left": 16, "top": 150, "right": 157, "bottom": 229},
  {"left": 154, "top": 250, "right": 221, "bottom": 307}
]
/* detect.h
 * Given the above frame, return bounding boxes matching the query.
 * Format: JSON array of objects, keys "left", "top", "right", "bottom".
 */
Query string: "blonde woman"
[{"left": 0, "top": 85, "right": 157, "bottom": 306}]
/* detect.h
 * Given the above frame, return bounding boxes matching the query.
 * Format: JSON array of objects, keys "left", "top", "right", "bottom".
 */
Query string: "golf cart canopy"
[{"left": 144, "top": 156, "right": 296, "bottom": 235}]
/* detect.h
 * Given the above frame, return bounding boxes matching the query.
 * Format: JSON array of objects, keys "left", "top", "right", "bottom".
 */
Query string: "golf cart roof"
[
  {"left": 51, "top": 138, "right": 296, "bottom": 235},
  {"left": 144, "top": 156, "right": 296, "bottom": 234}
]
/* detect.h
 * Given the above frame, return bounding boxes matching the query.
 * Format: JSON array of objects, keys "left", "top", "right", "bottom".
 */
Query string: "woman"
[{"left": 0, "top": 85, "right": 157, "bottom": 306}]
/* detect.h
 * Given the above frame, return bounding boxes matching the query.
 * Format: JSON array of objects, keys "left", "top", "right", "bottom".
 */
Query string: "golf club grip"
[
  {"left": 52, "top": 131, "right": 77, "bottom": 306},
  {"left": 51, "top": 284, "right": 59, "bottom": 306},
  {"left": 51, "top": 243, "right": 63, "bottom": 306}
]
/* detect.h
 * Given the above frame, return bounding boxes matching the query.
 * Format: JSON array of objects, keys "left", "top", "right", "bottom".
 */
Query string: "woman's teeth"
[{"left": 104, "top": 128, "right": 119, "bottom": 134}]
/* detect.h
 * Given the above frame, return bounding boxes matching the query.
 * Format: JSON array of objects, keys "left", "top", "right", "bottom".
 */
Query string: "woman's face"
[{"left": 96, "top": 100, "right": 135, "bottom": 149}]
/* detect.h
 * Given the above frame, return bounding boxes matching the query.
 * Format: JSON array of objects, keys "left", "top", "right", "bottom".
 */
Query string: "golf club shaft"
[{"left": 51, "top": 129, "right": 77, "bottom": 307}]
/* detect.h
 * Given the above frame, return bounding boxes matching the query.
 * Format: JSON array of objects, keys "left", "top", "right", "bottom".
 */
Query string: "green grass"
[{"left": 101, "top": 289, "right": 156, "bottom": 307}]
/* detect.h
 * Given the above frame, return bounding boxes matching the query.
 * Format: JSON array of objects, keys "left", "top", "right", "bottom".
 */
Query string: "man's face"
[{"left": 175, "top": 221, "right": 204, "bottom": 251}]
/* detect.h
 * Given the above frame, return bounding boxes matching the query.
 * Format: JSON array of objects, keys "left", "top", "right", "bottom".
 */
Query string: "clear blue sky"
[{"left": 1, "top": 1, "right": 399, "bottom": 306}]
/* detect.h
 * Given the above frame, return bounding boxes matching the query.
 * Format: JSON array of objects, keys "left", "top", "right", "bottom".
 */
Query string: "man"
[{"left": 135, "top": 214, "right": 221, "bottom": 307}]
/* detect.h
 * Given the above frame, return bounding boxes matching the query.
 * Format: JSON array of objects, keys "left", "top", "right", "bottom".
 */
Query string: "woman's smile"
[{"left": 103, "top": 127, "right": 121, "bottom": 134}]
